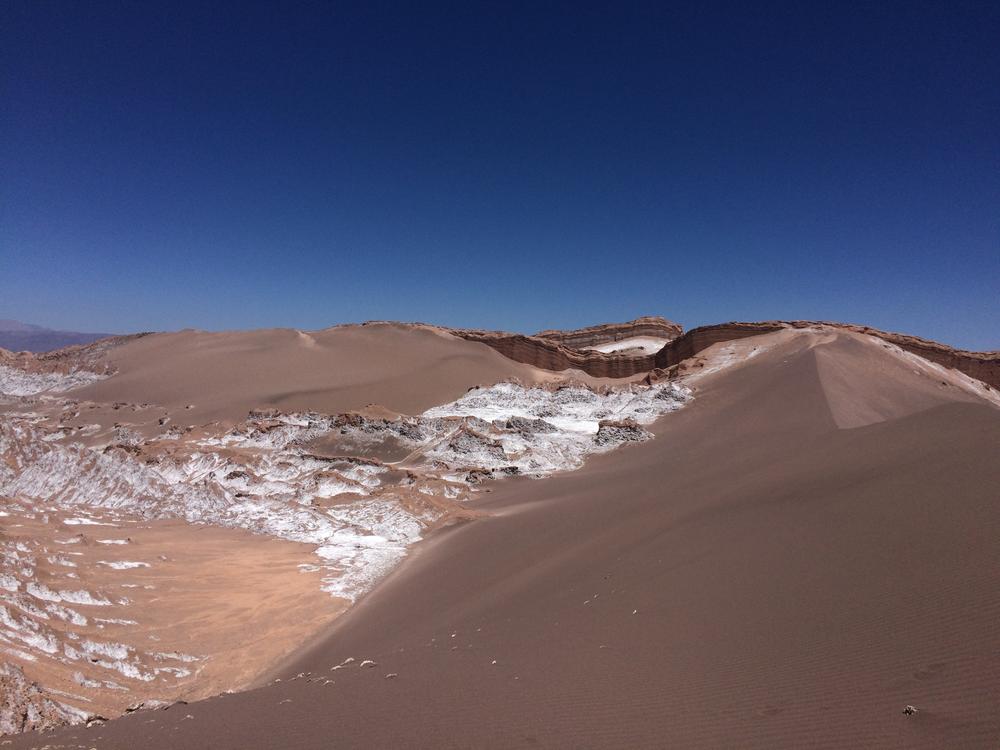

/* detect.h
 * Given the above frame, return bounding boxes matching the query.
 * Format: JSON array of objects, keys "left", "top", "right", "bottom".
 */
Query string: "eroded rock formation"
[
  {"left": 0, "top": 663, "right": 86, "bottom": 735},
  {"left": 452, "top": 320, "right": 999, "bottom": 389},
  {"left": 652, "top": 321, "right": 999, "bottom": 390},
  {"left": 535, "top": 316, "right": 682, "bottom": 349},
  {"left": 449, "top": 330, "right": 658, "bottom": 378},
  {"left": 0, "top": 333, "right": 151, "bottom": 379}
]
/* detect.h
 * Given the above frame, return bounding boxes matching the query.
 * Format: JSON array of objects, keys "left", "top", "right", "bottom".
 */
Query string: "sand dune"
[
  {"left": 13, "top": 328, "right": 999, "bottom": 749},
  {"left": 68, "top": 323, "right": 549, "bottom": 426},
  {"left": 2, "top": 319, "right": 646, "bottom": 728}
]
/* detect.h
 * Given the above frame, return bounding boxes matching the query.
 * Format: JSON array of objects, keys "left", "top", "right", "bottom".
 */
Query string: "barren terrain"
[{"left": 1, "top": 318, "right": 997, "bottom": 748}]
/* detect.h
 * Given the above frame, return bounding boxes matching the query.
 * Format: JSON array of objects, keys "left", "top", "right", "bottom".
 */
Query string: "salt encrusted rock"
[
  {"left": 594, "top": 418, "right": 651, "bottom": 447},
  {"left": 445, "top": 426, "right": 507, "bottom": 462},
  {"left": 465, "top": 466, "right": 520, "bottom": 484},
  {"left": 498, "top": 416, "right": 557, "bottom": 435},
  {"left": 0, "top": 663, "right": 87, "bottom": 735},
  {"left": 332, "top": 413, "right": 425, "bottom": 442}
]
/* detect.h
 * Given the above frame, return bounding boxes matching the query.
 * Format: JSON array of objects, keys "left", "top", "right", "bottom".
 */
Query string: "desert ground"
[{"left": 2, "top": 318, "right": 998, "bottom": 748}]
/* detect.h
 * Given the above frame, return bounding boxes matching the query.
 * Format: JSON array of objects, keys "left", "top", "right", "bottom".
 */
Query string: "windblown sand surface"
[
  {"left": 69, "top": 323, "right": 550, "bottom": 426},
  {"left": 5, "top": 322, "right": 633, "bottom": 731},
  {"left": 15, "top": 328, "right": 1000, "bottom": 749},
  {"left": 0, "top": 509, "right": 342, "bottom": 722}
]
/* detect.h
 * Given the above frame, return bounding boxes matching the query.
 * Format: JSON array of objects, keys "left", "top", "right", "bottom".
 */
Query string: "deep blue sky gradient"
[{"left": 2, "top": 1, "right": 998, "bottom": 348}]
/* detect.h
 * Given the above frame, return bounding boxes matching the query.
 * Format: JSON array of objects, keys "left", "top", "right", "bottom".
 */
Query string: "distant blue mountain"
[{"left": 0, "top": 320, "right": 115, "bottom": 352}]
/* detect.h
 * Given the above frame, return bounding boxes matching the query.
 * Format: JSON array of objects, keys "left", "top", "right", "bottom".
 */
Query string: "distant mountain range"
[{"left": 0, "top": 320, "right": 114, "bottom": 352}]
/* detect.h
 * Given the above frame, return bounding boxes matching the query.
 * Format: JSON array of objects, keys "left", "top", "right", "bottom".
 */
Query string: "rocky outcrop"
[
  {"left": 651, "top": 322, "right": 786, "bottom": 369},
  {"left": 0, "top": 663, "right": 86, "bottom": 735},
  {"left": 535, "top": 316, "right": 682, "bottom": 349},
  {"left": 452, "top": 319, "right": 1000, "bottom": 389},
  {"left": 451, "top": 320, "right": 770, "bottom": 379},
  {"left": 451, "top": 329, "right": 659, "bottom": 378},
  {"left": 594, "top": 418, "right": 652, "bottom": 446},
  {"left": 652, "top": 321, "right": 1000, "bottom": 390},
  {"left": 0, "top": 333, "right": 151, "bottom": 377}
]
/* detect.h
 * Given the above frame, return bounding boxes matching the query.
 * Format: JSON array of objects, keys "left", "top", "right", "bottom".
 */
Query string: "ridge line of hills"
[{"left": 2, "top": 316, "right": 998, "bottom": 390}]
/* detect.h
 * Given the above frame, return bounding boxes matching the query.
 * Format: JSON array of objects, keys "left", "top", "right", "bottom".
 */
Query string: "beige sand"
[
  {"left": 68, "top": 323, "right": 550, "bottom": 427},
  {"left": 1, "top": 510, "right": 343, "bottom": 721},
  {"left": 14, "top": 328, "right": 999, "bottom": 749}
]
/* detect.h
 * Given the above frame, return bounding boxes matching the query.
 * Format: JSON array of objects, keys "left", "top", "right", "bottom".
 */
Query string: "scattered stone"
[{"left": 903, "top": 705, "right": 919, "bottom": 716}]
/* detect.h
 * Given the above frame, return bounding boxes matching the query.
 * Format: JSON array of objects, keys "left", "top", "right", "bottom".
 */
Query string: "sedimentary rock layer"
[
  {"left": 3, "top": 317, "right": 996, "bottom": 397},
  {"left": 535, "top": 316, "right": 682, "bottom": 349},
  {"left": 454, "top": 320, "right": 1000, "bottom": 389},
  {"left": 652, "top": 321, "right": 1000, "bottom": 390},
  {"left": 450, "top": 329, "right": 658, "bottom": 378}
]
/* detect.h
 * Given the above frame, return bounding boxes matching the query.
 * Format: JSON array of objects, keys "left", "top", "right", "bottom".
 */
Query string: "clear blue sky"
[{"left": 2, "top": 1, "right": 998, "bottom": 349}]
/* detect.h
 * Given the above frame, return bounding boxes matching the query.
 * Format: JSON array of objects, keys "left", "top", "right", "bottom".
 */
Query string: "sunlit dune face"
[{"left": 0, "top": 506, "right": 343, "bottom": 719}]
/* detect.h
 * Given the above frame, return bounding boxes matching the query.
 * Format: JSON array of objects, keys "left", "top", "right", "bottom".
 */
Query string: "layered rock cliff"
[
  {"left": 652, "top": 321, "right": 999, "bottom": 390},
  {"left": 2, "top": 320, "right": 995, "bottom": 392},
  {"left": 535, "top": 316, "right": 682, "bottom": 349},
  {"left": 450, "top": 328, "right": 658, "bottom": 379},
  {"left": 452, "top": 320, "right": 1000, "bottom": 389}
]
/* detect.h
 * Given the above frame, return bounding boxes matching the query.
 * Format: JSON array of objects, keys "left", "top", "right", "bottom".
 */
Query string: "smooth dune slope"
[
  {"left": 15, "top": 330, "right": 1000, "bottom": 749},
  {"left": 69, "top": 323, "right": 546, "bottom": 424}
]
